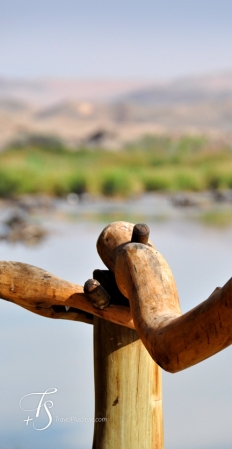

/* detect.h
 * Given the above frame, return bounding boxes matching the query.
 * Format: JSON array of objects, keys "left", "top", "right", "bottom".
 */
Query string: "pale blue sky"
[{"left": 1, "top": 0, "right": 232, "bottom": 79}]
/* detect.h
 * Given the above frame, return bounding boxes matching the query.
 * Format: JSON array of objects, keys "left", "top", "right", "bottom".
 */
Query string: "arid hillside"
[{"left": 1, "top": 72, "right": 232, "bottom": 150}]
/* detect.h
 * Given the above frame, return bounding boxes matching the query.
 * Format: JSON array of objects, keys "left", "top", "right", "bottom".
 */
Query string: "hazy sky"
[{"left": 1, "top": 0, "right": 232, "bottom": 80}]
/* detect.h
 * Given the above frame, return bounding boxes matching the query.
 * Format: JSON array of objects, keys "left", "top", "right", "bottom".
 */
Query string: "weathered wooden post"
[
  {"left": 92, "top": 318, "right": 163, "bottom": 448},
  {"left": 1, "top": 220, "right": 232, "bottom": 448},
  {"left": 91, "top": 223, "right": 163, "bottom": 448}
]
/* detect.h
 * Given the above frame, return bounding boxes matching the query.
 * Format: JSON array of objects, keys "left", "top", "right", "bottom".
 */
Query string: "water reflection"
[{"left": 1, "top": 191, "right": 232, "bottom": 238}]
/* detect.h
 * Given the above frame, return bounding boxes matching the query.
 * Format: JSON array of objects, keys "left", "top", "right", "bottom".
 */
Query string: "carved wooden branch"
[
  {"left": 97, "top": 222, "right": 232, "bottom": 373},
  {"left": 0, "top": 261, "right": 134, "bottom": 328}
]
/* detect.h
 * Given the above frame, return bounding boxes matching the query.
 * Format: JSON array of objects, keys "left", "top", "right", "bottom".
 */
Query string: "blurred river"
[{"left": 1, "top": 193, "right": 232, "bottom": 449}]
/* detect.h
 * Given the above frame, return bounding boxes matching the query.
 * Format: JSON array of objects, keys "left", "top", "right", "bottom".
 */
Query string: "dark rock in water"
[
  {"left": 171, "top": 194, "right": 197, "bottom": 208},
  {"left": 210, "top": 189, "right": 232, "bottom": 203},
  {"left": 14, "top": 195, "right": 54, "bottom": 213},
  {"left": 6, "top": 222, "right": 47, "bottom": 245},
  {"left": 4, "top": 211, "right": 26, "bottom": 228},
  {"left": 0, "top": 209, "right": 47, "bottom": 245}
]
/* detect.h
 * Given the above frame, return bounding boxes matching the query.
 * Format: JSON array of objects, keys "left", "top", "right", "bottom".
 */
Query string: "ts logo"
[{"left": 19, "top": 388, "right": 57, "bottom": 430}]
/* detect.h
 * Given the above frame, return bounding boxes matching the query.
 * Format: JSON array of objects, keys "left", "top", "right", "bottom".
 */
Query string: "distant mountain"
[
  {"left": 0, "top": 78, "right": 150, "bottom": 107},
  {"left": 124, "top": 72, "right": 232, "bottom": 105},
  {"left": 0, "top": 98, "right": 29, "bottom": 112},
  {"left": 1, "top": 72, "right": 232, "bottom": 150}
]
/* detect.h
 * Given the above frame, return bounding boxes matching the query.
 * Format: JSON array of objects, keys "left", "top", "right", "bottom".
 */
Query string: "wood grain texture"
[
  {"left": 97, "top": 221, "right": 232, "bottom": 373},
  {"left": 93, "top": 317, "right": 163, "bottom": 449},
  {"left": 97, "top": 221, "right": 155, "bottom": 272},
  {"left": 0, "top": 261, "right": 134, "bottom": 328}
]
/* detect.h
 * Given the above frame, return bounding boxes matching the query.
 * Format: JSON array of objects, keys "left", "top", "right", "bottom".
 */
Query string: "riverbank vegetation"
[{"left": 1, "top": 135, "right": 232, "bottom": 198}]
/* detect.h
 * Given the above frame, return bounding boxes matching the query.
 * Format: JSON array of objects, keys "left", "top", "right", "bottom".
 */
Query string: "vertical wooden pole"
[{"left": 92, "top": 317, "right": 164, "bottom": 449}]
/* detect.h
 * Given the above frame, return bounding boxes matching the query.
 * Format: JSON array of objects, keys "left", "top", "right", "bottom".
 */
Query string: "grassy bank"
[{"left": 1, "top": 135, "right": 232, "bottom": 198}]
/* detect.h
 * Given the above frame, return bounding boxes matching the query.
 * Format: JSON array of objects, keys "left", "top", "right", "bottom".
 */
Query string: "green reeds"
[{"left": 1, "top": 136, "right": 232, "bottom": 198}]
